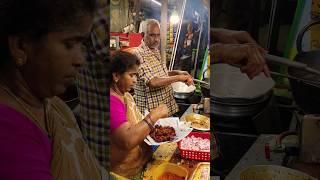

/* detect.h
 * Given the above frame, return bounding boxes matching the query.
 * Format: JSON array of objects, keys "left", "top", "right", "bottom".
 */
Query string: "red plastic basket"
[{"left": 178, "top": 132, "right": 210, "bottom": 161}]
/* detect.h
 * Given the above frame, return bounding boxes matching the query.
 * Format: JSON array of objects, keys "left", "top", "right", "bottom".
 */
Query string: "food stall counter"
[{"left": 141, "top": 104, "right": 211, "bottom": 180}]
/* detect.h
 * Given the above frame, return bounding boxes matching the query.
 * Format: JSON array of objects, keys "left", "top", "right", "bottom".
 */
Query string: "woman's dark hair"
[
  {"left": 111, "top": 51, "right": 140, "bottom": 81},
  {"left": 0, "top": 0, "right": 97, "bottom": 70}
]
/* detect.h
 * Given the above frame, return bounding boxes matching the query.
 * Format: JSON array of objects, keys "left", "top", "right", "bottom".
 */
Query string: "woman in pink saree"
[{"left": 110, "top": 51, "right": 168, "bottom": 178}]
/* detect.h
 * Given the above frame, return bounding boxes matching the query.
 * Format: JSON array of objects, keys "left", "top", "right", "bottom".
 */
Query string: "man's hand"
[
  {"left": 211, "top": 28, "right": 257, "bottom": 44},
  {"left": 213, "top": 43, "right": 270, "bottom": 79},
  {"left": 169, "top": 70, "right": 189, "bottom": 76},
  {"left": 177, "top": 70, "right": 190, "bottom": 75},
  {"left": 177, "top": 71, "right": 194, "bottom": 85},
  {"left": 177, "top": 74, "right": 194, "bottom": 86},
  {"left": 169, "top": 70, "right": 194, "bottom": 85},
  {"left": 186, "top": 76, "right": 193, "bottom": 86},
  {"left": 211, "top": 28, "right": 270, "bottom": 79}
]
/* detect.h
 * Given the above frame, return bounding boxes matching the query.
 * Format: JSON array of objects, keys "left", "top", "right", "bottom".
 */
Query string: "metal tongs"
[
  {"left": 265, "top": 54, "right": 320, "bottom": 88},
  {"left": 265, "top": 54, "right": 320, "bottom": 76},
  {"left": 193, "top": 78, "right": 210, "bottom": 86},
  {"left": 229, "top": 54, "right": 320, "bottom": 87}
]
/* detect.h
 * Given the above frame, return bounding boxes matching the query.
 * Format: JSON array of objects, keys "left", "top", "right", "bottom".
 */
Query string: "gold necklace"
[
  {"left": 0, "top": 85, "right": 49, "bottom": 136},
  {"left": 111, "top": 84, "right": 124, "bottom": 96},
  {"left": 111, "top": 85, "right": 127, "bottom": 105}
]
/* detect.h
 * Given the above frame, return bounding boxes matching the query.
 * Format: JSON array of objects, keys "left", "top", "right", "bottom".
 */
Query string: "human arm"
[
  {"left": 148, "top": 74, "right": 193, "bottom": 88},
  {"left": 139, "top": 57, "right": 193, "bottom": 88},
  {"left": 110, "top": 104, "right": 168, "bottom": 151},
  {"left": 168, "top": 70, "right": 193, "bottom": 85},
  {"left": 143, "top": 68, "right": 193, "bottom": 88},
  {"left": 211, "top": 28, "right": 257, "bottom": 44},
  {"left": 212, "top": 43, "right": 270, "bottom": 79},
  {"left": 211, "top": 28, "right": 270, "bottom": 79},
  {"left": 168, "top": 70, "right": 190, "bottom": 76}
]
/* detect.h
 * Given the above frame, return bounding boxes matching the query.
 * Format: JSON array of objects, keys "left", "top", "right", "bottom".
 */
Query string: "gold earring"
[{"left": 17, "top": 58, "right": 25, "bottom": 66}]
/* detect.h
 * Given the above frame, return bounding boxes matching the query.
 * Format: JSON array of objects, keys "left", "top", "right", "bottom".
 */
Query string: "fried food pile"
[{"left": 150, "top": 125, "right": 176, "bottom": 142}]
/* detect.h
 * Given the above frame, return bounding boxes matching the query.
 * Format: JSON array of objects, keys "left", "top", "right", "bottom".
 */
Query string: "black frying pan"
[{"left": 288, "top": 19, "right": 320, "bottom": 114}]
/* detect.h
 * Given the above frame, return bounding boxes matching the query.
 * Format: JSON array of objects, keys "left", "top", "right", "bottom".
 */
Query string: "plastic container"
[
  {"left": 178, "top": 132, "right": 210, "bottom": 161},
  {"left": 189, "top": 162, "right": 210, "bottom": 180},
  {"left": 151, "top": 162, "right": 188, "bottom": 180}
]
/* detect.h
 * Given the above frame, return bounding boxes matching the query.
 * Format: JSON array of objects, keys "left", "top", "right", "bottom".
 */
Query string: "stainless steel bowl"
[{"left": 172, "top": 82, "right": 196, "bottom": 99}]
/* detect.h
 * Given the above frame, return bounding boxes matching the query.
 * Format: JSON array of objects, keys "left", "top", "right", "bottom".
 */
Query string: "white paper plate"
[
  {"left": 193, "top": 126, "right": 210, "bottom": 131},
  {"left": 184, "top": 113, "right": 210, "bottom": 131},
  {"left": 144, "top": 117, "right": 193, "bottom": 146}
]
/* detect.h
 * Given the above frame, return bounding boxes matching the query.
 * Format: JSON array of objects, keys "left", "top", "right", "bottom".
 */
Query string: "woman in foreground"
[{"left": 0, "top": 0, "right": 107, "bottom": 179}]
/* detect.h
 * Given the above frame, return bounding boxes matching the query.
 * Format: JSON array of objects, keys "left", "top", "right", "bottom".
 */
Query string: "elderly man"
[{"left": 134, "top": 19, "right": 193, "bottom": 117}]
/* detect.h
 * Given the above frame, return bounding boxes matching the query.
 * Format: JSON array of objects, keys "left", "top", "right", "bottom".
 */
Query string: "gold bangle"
[{"left": 143, "top": 116, "right": 154, "bottom": 132}]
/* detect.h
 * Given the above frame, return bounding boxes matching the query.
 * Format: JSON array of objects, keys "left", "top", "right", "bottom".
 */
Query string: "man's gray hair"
[{"left": 140, "top": 19, "right": 160, "bottom": 34}]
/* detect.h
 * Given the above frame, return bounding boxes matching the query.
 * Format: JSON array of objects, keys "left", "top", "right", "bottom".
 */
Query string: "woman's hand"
[
  {"left": 149, "top": 104, "right": 168, "bottom": 123},
  {"left": 111, "top": 104, "right": 168, "bottom": 151}
]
